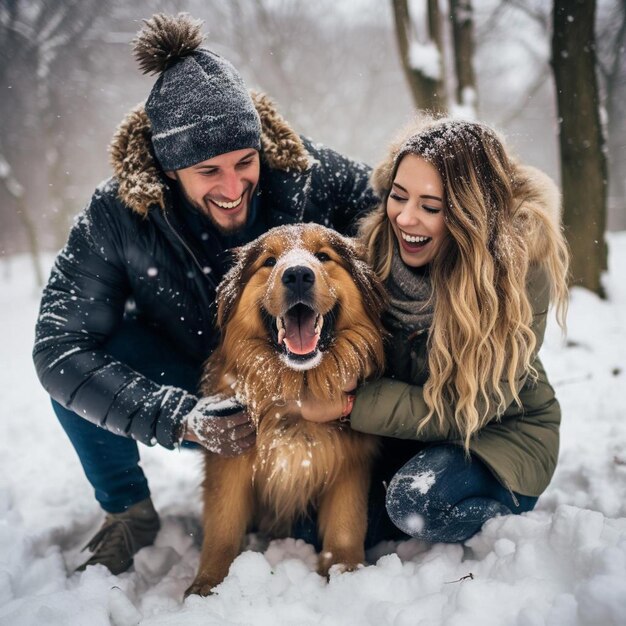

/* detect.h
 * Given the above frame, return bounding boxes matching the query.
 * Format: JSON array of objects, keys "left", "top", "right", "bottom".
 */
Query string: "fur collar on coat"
[
  {"left": 108, "top": 92, "right": 311, "bottom": 216},
  {"left": 369, "top": 117, "right": 562, "bottom": 265}
]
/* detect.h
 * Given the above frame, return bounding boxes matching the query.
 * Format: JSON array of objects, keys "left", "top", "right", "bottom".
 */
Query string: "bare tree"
[
  {"left": 391, "top": 0, "right": 447, "bottom": 113},
  {"left": 0, "top": 0, "right": 111, "bottom": 276},
  {"left": 449, "top": 0, "right": 478, "bottom": 116},
  {"left": 596, "top": 0, "right": 626, "bottom": 230},
  {"left": 390, "top": 0, "right": 480, "bottom": 117},
  {"left": 211, "top": 0, "right": 406, "bottom": 161},
  {"left": 551, "top": 0, "right": 608, "bottom": 295},
  {"left": 0, "top": 147, "right": 43, "bottom": 286},
  {"left": 482, "top": 0, "right": 623, "bottom": 233}
]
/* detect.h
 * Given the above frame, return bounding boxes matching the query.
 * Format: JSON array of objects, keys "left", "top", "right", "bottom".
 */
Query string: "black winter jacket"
[{"left": 33, "top": 94, "right": 377, "bottom": 450}]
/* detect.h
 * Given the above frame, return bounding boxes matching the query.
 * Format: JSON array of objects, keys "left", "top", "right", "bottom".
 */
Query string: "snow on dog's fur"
[{"left": 186, "top": 223, "right": 386, "bottom": 597}]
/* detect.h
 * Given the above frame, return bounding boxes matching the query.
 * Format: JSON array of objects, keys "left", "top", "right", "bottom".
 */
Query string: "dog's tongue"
[{"left": 283, "top": 308, "right": 319, "bottom": 355}]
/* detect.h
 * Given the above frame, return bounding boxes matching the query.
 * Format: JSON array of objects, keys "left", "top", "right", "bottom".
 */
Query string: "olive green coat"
[{"left": 350, "top": 144, "right": 564, "bottom": 498}]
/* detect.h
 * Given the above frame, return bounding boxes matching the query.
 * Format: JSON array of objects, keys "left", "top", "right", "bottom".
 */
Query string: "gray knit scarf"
[{"left": 384, "top": 244, "right": 434, "bottom": 333}]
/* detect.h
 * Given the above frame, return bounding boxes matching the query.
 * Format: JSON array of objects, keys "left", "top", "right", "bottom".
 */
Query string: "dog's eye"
[
  {"left": 315, "top": 252, "right": 331, "bottom": 262},
  {"left": 263, "top": 257, "right": 277, "bottom": 267}
]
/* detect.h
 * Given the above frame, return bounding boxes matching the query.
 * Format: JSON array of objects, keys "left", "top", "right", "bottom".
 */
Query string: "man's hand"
[{"left": 182, "top": 396, "right": 256, "bottom": 456}]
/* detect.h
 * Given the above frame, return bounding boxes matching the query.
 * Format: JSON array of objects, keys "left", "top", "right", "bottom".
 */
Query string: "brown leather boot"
[{"left": 76, "top": 498, "right": 160, "bottom": 575}]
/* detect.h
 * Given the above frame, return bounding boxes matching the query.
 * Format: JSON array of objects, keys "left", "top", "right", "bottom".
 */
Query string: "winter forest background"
[
  {"left": 1, "top": 1, "right": 626, "bottom": 625},
  {"left": 1, "top": 0, "right": 625, "bottom": 285}
]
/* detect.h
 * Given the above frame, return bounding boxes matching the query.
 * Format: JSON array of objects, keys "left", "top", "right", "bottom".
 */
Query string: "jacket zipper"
[{"left": 162, "top": 210, "right": 217, "bottom": 289}]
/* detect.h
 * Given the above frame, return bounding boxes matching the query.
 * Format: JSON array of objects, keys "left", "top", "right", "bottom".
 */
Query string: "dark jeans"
[
  {"left": 52, "top": 318, "right": 202, "bottom": 513},
  {"left": 383, "top": 444, "right": 538, "bottom": 543}
]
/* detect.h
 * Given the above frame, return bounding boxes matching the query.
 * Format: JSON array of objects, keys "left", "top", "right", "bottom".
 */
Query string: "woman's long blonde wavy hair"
[{"left": 360, "top": 117, "right": 569, "bottom": 450}]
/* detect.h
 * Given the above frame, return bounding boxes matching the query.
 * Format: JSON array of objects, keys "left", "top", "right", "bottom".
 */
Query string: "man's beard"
[{"left": 177, "top": 178, "right": 254, "bottom": 236}]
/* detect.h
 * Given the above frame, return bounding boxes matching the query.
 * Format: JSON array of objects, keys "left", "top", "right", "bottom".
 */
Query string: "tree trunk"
[
  {"left": 450, "top": 0, "right": 478, "bottom": 115},
  {"left": 391, "top": 0, "right": 446, "bottom": 113},
  {"left": 601, "top": 5, "right": 626, "bottom": 231},
  {"left": 16, "top": 195, "right": 45, "bottom": 288},
  {"left": 0, "top": 154, "right": 44, "bottom": 287},
  {"left": 551, "top": 0, "right": 607, "bottom": 296}
]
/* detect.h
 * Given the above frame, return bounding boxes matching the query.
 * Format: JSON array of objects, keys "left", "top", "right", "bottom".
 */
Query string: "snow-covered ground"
[{"left": 1, "top": 234, "right": 625, "bottom": 626}]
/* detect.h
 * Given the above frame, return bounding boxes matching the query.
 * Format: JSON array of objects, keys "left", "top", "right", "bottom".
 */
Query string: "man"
[{"left": 32, "top": 13, "right": 376, "bottom": 575}]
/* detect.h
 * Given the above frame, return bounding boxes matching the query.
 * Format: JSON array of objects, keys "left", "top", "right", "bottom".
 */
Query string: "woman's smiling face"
[{"left": 386, "top": 154, "right": 448, "bottom": 268}]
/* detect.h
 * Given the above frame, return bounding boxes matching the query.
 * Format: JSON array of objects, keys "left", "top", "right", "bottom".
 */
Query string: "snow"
[
  {"left": 408, "top": 41, "right": 441, "bottom": 81},
  {"left": 152, "top": 122, "right": 203, "bottom": 141},
  {"left": 183, "top": 395, "right": 246, "bottom": 451},
  {"left": 0, "top": 154, "right": 25, "bottom": 198},
  {"left": 1, "top": 233, "right": 626, "bottom": 625},
  {"left": 409, "top": 470, "right": 436, "bottom": 495},
  {"left": 450, "top": 87, "right": 478, "bottom": 121}
]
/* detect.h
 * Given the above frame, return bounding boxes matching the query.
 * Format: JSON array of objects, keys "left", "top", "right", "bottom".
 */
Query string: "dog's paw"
[
  {"left": 184, "top": 578, "right": 217, "bottom": 598},
  {"left": 317, "top": 550, "right": 363, "bottom": 579},
  {"left": 334, "top": 561, "right": 361, "bottom": 574}
]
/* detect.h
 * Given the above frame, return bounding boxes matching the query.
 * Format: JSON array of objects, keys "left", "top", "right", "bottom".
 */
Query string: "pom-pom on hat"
[{"left": 132, "top": 13, "right": 261, "bottom": 172}]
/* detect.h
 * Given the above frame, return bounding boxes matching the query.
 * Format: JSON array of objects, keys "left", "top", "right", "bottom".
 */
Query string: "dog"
[{"left": 186, "top": 223, "right": 386, "bottom": 597}]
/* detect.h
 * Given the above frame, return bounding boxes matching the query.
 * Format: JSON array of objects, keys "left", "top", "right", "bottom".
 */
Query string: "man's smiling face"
[{"left": 167, "top": 148, "right": 261, "bottom": 235}]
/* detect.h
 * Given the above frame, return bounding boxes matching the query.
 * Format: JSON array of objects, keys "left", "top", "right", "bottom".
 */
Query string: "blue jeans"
[
  {"left": 52, "top": 318, "right": 202, "bottom": 513},
  {"left": 384, "top": 444, "right": 538, "bottom": 543}
]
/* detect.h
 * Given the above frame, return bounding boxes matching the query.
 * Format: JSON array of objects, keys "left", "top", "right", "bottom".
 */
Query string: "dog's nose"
[{"left": 282, "top": 265, "right": 315, "bottom": 296}]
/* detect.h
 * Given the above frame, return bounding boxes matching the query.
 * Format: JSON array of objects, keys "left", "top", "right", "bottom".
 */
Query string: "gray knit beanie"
[{"left": 133, "top": 13, "right": 261, "bottom": 171}]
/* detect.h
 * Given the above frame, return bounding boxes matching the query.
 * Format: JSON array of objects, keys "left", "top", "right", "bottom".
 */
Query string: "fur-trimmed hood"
[
  {"left": 108, "top": 92, "right": 311, "bottom": 216},
  {"left": 370, "top": 116, "right": 562, "bottom": 265}
]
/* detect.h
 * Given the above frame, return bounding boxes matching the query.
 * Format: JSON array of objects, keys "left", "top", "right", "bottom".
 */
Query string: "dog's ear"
[
  {"left": 215, "top": 241, "right": 260, "bottom": 329},
  {"left": 329, "top": 232, "right": 388, "bottom": 320}
]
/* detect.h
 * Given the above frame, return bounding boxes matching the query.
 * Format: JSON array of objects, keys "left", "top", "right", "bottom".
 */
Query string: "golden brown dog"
[{"left": 186, "top": 223, "right": 386, "bottom": 597}]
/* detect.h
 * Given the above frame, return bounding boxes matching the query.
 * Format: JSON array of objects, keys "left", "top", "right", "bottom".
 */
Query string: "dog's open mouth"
[
  {"left": 264, "top": 303, "right": 336, "bottom": 368},
  {"left": 277, "top": 303, "right": 323, "bottom": 356}
]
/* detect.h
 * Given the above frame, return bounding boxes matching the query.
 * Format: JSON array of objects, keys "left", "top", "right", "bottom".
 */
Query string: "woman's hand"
[
  {"left": 298, "top": 395, "right": 345, "bottom": 423},
  {"left": 298, "top": 378, "right": 357, "bottom": 423}
]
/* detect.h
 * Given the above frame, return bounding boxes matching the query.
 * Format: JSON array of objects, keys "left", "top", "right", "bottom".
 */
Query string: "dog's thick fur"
[{"left": 186, "top": 224, "right": 386, "bottom": 596}]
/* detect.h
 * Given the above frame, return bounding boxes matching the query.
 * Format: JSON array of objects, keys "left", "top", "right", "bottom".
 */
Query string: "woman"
[{"left": 301, "top": 116, "right": 569, "bottom": 544}]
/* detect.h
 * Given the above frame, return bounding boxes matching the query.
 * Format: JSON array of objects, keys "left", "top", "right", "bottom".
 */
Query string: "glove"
[{"left": 182, "top": 396, "right": 256, "bottom": 456}]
